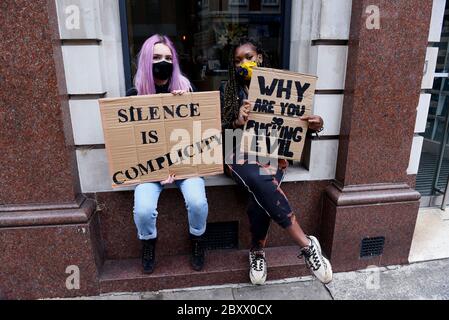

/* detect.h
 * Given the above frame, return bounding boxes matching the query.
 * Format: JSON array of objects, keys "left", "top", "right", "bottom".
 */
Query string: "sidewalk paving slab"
[
  {"left": 157, "top": 288, "right": 235, "bottom": 300},
  {"left": 232, "top": 280, "right": 331, "bottom": 300},
  {"left": 326, "top": 259, "right": 449, "bottom": 300}
]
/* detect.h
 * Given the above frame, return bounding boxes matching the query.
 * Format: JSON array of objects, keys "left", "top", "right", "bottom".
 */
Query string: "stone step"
[{"left": 99, "top": 246, "right": 309, "bottom": 294}]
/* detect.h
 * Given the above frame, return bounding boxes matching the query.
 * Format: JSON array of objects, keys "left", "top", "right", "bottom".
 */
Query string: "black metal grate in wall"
[
  {"left": 360, "top": 237, "right": 385, "bottom": 258},
  {"left": 415, "top": 152, "right": 449, "bottom": 196},
  {"left": 203, "top": 221, "right": 239, "bottom": 250}
]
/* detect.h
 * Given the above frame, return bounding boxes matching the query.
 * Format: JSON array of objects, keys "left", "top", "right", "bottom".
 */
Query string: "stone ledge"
[
  {"left": 325, "top": 181, "right": 421, "bottom": 206},
  {"left": 99, "top": 246, "right": 309, "bottom": 294},
  {"left": 91, "top": 165, "right": 313, "bottom": 193},
  {"left": 0, "top": 196, "right": 96, "bottom": 227}
]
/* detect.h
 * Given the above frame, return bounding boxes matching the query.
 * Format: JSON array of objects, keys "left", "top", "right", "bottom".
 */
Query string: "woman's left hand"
[
  {"left": 171, "top": 90, "right": 186, "bottom": 95},
  {"left": 300, "top": 115, "right": 324, "bottom": 131},
  {"left": 160, "top": 174, "right": 176, "bottom": 186}
]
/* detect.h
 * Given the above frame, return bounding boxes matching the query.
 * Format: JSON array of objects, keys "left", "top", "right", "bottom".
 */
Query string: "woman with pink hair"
[{"left": 127, "top": 35, "right": 208, "bottom": 274}]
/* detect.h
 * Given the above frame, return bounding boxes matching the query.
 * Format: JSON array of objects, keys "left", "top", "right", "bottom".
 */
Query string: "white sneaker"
[
  {"left": 249, "top": 249, "right": 267, "bottom": 285},
  {"left": 299, "top": 236, "right": 333, "bottom": 284}
]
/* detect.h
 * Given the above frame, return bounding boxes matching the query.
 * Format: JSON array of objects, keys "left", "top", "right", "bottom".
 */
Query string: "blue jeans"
[{"left": 133, "top": 177, "right": 208, "bottom": 240}]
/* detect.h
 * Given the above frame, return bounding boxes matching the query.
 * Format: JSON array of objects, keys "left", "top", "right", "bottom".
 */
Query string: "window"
[
  {"left": 229, "top": 0, "right": 248, "bottom": 6},
  {"left": 262, "top": 0, "right": 279, "bottom": 6},
  {"left": 120, "top": 0, "right": 291, "bottom": 92}
]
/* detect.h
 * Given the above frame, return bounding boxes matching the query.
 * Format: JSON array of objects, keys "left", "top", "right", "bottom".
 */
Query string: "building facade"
[{"left": 0, "top": 0, "right": 444, "bottom": 299}]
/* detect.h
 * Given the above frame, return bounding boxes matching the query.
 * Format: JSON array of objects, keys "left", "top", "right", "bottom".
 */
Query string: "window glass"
[{"left": 124, "top": 0, "right": 287, "bottom": 91}]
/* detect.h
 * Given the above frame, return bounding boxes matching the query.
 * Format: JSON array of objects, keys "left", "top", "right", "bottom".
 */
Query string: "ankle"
[
  {"left": 191, "top": 235, "right": 205, "bottom": 253},
  {"left": 190, "top": 233, "right": 204, "bottom": 241},
  {"left": 300, "top": 238, "right": 312, "bottom": 250},
  {"left": 250, "top": 244, "right": 265, "bottom": 252}
]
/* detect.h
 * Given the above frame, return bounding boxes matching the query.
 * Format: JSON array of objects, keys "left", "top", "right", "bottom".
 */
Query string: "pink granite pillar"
[
  {"left": 320, "top": 0, "right": 432, "bottom": 272},
  {"left": 0, "top": 0, "right": 101, "bottom": 299}
]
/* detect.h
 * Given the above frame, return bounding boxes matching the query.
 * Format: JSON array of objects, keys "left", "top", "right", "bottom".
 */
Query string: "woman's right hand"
[
  {"left": 160, "top": 174, "right": 176, "bottom": 186},
  {"left": 235, "top": 100, "right": 251, "bottom": 127}
]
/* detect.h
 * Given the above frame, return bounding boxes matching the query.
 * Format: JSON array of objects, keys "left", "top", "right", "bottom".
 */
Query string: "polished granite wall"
[
  {"left": 0, "top": 0, "right": 101, "bottom": 299},
  {"left": 320, "top": 0, "right": 432, "bottom": 271}
]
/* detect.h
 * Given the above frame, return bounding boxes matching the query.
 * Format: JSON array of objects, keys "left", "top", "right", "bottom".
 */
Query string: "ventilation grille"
[
  {"left": 203, "top": 221, "right": 239, "bottom": 250},
  {"left": 360, "top": 237, "right": 385, "bottom": 258},
  {"left": 415, "top": 152, "right": 449, "bottom": 196}
]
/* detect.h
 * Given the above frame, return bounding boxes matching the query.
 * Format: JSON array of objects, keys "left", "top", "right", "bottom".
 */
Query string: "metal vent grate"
[
  {"left": 415, "top": 152, "right": 449, "bottom": 196},
  {"left": 203, "top": 221, "right": 239, "bottom": 250},
  {"left": 360, "top": 237, "right": 385, "bottom": 258}
]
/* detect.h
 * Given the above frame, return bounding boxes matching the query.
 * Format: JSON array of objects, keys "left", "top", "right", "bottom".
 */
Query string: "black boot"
[
  {"left": 190, "top": 234, "right": 205, "bottom": 271},
  {"left": 142, "top": 238, "right": 156, "bottom": 274}
]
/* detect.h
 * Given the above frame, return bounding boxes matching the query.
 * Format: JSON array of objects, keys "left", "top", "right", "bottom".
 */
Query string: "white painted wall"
[
  {"left": 422, "top": 47, "right": 440, "bottom": 90},
  {"left": 415, "top": 94, "right": 432, "bottom": 134},
  {"left": 309, "top": 45, "right": 348, "bottom": 90},
  {"left": 57, "top": 0, "right": 125, "bottom": 96},
  {"left": 290, "top": 0, "right": 352, "bottom": 73},
  {"left": 56, "top": 0, "right": 102, "bottom": 39},
  {"left": 313, "top": 94, "right": 343, "bottom": 136},
  {"left": 429, "top": 0, "right": 446, "bottom": 42},
  {"left": 69, "top": 99, "right": 104, "bottom": 145},
  {"left": 62, "top": 45, "right": 105, "bottom": 94},
  {"left": 311, "top": 0, "right": 352, "bottom": 40},
  {"left": 407, "top": 135, "right": 425, "bottom": 175}
]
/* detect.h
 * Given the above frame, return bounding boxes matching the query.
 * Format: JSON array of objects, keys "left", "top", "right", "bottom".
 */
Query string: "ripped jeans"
[{"left": 227, "top": 158, "right": 293, "bottom": 249}]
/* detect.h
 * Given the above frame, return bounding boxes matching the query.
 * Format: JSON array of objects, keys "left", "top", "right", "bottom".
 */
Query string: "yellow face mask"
[{"left": 236, "top": 61, "right": 258, "bottom": 81}]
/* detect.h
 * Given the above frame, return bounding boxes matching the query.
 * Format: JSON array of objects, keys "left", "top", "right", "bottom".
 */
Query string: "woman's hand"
[
  {"left": 235, "top": 100, "right": 252, "bottom": 127},
  {"left": 171, "top": 90, "right": 186, "bottom": 96},
  {"left": 300, "top": 115, "right": 324, "bottom": 131},
  {"left": 160, "top": 174, "right": 176, "bottom": 186}
]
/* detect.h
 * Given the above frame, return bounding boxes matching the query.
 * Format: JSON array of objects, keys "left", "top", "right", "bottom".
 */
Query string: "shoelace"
[
  {"left": 300, "top": 246, "right": 322, "bottom": 271},
  {"left": 193, "top": 241, "right": 204, "bottom": 257},
  {"left": 251, "top": 252, "right": 265, "bottom": 272},
  {"left": 143, "top": 244, "right": 154, "bottom": 260}
]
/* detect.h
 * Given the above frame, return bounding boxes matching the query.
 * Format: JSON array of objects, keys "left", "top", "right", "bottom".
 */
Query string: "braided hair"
[{"left": 222, "top": 38, "right": 271, "bottom": 129}]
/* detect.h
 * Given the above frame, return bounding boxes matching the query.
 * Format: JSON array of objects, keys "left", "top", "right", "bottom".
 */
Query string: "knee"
[
  {"left": 274, "top": 212, "right": 294, "bottom": 229},
  {"left": 186, "top": 196, "right": 208, "bottom": 217},
  {"left": 133, "top": 202, "right": 158, "bottom": 220}
]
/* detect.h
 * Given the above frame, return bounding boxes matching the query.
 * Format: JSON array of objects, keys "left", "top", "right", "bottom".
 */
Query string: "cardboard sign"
[
  {"left": 241, "top": 67, "right": 317, "bottom": 161},
  {"left": 99, "top": 92, "right": 223, "bottom": 188}
]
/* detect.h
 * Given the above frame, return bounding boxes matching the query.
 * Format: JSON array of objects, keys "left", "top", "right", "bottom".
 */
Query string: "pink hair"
[{"left": 134, "top": 34, "right": 192, "bottom": 95}]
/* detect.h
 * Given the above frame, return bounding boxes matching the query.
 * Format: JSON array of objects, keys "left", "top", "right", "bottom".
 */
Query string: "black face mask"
[
  {"left": 235, "top": 69, "right": 245, "bottom": 83},
  {"left": 153, "top": 61, "right": 173, "bottom": 81},
  {"left": 235, "top": 69, "right": 249, "bottom": 85}
]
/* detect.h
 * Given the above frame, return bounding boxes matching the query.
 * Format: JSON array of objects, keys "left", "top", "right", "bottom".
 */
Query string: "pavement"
[
  {"left": 62, "top": 258, "right": 449, "bottom": 300},
  {"left": 409, "top": 207, "right": 449, "bottom": 262}
]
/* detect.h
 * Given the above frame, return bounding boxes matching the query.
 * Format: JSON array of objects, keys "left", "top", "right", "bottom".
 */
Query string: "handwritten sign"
[
  {"left": 241, "top": 67, "right": 317, "bottom": 160},
  {"left": 99, "top": 92, "right": 223, "bottom": 188}
]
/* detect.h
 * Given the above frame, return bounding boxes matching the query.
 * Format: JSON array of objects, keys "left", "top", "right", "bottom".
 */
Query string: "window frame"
[
  {"left": 262, "top": 0, "right": 280, "bottom": 6},
  {"left": 229, "top": 0, "right": 248, "bottom": 6}
]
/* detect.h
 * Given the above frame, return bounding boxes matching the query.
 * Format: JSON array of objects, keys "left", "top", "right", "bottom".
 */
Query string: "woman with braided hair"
[{"left": 219, "top": 38, "right": 332, "bottom": 285}]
